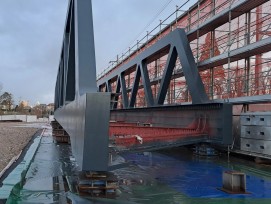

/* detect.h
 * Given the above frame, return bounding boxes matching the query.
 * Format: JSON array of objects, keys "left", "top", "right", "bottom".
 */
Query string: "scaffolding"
[{"left": 98, "top": 0, "right": 271, "bottom": 109}]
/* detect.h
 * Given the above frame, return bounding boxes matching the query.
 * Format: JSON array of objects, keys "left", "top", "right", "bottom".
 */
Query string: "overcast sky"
[{"left": 0, "top": 0, "right": 196, "bottom": 105}]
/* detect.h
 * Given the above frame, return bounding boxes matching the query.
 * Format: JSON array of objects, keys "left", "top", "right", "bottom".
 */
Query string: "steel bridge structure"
[
  {"left": 98, "top": 0, "right": 271, "bottom": 106},
  {"left": 54, "top": 0, "right": 271, "bottom": 171}
]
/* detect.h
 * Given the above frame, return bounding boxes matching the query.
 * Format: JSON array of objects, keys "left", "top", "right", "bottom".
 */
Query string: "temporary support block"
[{"left": 222, "top": 171, "right": 246, "bottom": 194}]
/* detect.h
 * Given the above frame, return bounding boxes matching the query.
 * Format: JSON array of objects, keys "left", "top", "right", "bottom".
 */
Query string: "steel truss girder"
[
  {"left": 118, "top": 35, "right": 271, "bottom": 93},
  {"left": 55, "top": 0, "right": 97, "bottom": 109},
  {"left": 97, "top": 0, "right": 268, "bottom": 87},
  {"left": 97, "top": 29, "right": 209, "bottom": 107},
  {"left": 54, "top": 0, "right": 110, "bottom": 171}
]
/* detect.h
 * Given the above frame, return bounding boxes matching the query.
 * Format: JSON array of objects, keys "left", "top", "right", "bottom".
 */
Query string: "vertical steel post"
[
  {"left": 227, "top": 2, "right": 232, "bottom": 98},
  {"left": 245, "top": 11, "right": 251, "bottom": 96},
  {"left": 63, "top": 33, "right": 69, "bottom": 104},
  {"left": 196, "top": 1, "right": 200, "bottom": 65},
  {"left": 74, "top": 0, "right": 97, "bottom": 96},
  {"left": 255, "top": 5, "right": 263, "bottom": 95},
  {"left": 55, "top": 0, "right": 111, "bottom": 171},
  {"left": 65, "top": 9, "right": 76, "bottom": 102}
]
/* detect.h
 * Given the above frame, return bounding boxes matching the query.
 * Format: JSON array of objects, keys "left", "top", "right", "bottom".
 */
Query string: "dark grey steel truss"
[
  {"left": 53, "top": 0, "right": 234, "bottom": 172},
  {"left": 97, "top": 28, "right": 209, "bottom": 108},
  {"left": 54, "top": 0, "right": 110, "bottom": 171}
]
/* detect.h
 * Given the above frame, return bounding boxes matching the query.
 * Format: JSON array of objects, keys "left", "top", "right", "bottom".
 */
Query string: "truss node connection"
[{"left": 98, "top": 0, "right": 271, "bottom": 108}]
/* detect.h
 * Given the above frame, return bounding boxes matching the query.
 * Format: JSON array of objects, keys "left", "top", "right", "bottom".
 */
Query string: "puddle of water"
[{"left": 6, "top": 132, "right": 271, "bottom": 204}]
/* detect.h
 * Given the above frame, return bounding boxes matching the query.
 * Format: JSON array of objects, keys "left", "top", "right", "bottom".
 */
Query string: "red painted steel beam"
[
  {"left": 109, "top": 121, "right": 139, "bottom": 127},
  {"left": 109, "top": 121, "right": 208, "bottom": 148}
]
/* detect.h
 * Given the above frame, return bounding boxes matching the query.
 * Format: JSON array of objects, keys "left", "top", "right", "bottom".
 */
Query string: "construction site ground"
[
  {"left": 1, "top": 125, "right": 271, "bottom": 203},
  {"left": 0, "top": 122, "right": 39, "bottom": 172}
]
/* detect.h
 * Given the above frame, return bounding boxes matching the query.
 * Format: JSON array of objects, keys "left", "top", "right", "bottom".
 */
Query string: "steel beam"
[
  {"left": 63, "top": 33, "right": 69, "bottom": 104},
  {"left": 215, "top": 94, "right": 271, "bottom": 105},
  {"left": 54, "top": 0, "right": 110, "bottom": 171},
  {"left": 55, "top": 93, "right": 110, "bottom": 171},
  {"left": 106, "top": 81, "right": 112, "bottom": 92},
  {"left": 110, "top": 103, "right": 233, "bottom": 146},
  {"left": 112, "top": 77, "right": 121, "bottom": 109},
  {"left": 59, "top": 59, "right": 64, "bottom": 107},
  {"left": 97, "top": 29, "right": 209, "bottom": 106},
  {"left": 140, "top": 61, "right": 154, "bottom": 106},
  {"left": 74, "top": 0, "right": 97, "bottom": 96},
  {"left": 120, "top": 73, "right": 128, "bottom": 108},
  {"left": 54, "top": 70, "right": 59, "bottom": 109},
  {"left": 175, "top": 30, "right": 209, "bottom": 104},
  {"left": 187, "top": 0, "right": 269, "bottom": 41},
  {"left": 197, "top": 36, "right": 271, "bottom": 70},
  {"left": 120, "top": 35, "right": 271, "bottom": 98},
  {"left": 129, "top": 66, "right": 141, "bottom": 107},
  {"left": 97, "top": 0, "right": 271, "bottom": 108},
  {"left": 156, "top": 46, "right": 178, "bottom": 105},
  {"left": 98, "top": 0, "right": 269, "bottom": 82},
  {"left": 65, "top": 6, "right": 76, "bottom": 102}
]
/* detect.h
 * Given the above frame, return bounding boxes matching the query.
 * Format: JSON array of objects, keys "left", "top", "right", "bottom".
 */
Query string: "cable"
[
  {"left": 125, "top": 0, "right": 174, "bottom": 49},
  {"left": 99, "top": 0, "right": 193, "bottom": 77}
]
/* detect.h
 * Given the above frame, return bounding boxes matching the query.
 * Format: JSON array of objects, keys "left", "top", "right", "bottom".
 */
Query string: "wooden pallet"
[
  {"left": 53, "top": 135, "right": 70, "bottom": 144},
  {"left": 76, "top": 171, "right": 118, "bottom": 198},
  {"left": 51, "top": 120, "right": 70, "bottom": 144},
  {"left": 51, "top": 121, "right": 62, "bottom": 129},
  {"left": 53, "top": 129, "right": 67, "bottom": 136}
]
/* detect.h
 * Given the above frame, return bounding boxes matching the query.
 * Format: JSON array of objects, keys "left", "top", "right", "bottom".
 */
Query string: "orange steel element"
[
  {"left": 109, "top": 119, "right": 208, "bottom": 148},
  {"left": 99, "top": 0, "right": 271, "bottom": 107},
  {"left": 255, "top": 5, "right": 263, "bottom": 95},
  {"left": 199, "top": 32, "right": 225, "bottom": 99}
]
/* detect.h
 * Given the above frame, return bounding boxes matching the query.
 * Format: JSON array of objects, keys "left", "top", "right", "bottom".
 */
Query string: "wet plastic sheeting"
[
  {"left": 115, "top": 150, "right": 271, "bottom": 203},
  {"left": 6, "top": 129, "right": 271, "bottom": 204},
  {"left": 8, "top": 185, "right": 66, "bottom": 204},
  {"left": 25, "top": 136, "right": 74, "bottom": 179},
  {"left": 6, "top": 132, "right": 77, "bottom": 203},
  {"left": 121, "top": 151, "right": 271, "bottom": 198}
]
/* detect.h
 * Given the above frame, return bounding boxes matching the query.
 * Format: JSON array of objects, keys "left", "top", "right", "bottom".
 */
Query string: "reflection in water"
[{"left": 6, "top": 129, "right": 271, "bottom": 204}]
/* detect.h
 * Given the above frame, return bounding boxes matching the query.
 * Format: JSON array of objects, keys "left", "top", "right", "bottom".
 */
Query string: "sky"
[{"left": 0, "top": 0, "right": 196, "bottom": 105}]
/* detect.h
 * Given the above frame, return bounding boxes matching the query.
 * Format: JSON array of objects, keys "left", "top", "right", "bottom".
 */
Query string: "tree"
[
  {"left": 16, "top": 100, "right": 29, "bottom": 114},
  {"left": 0, "top": 92, "right": 14, "bottom": 111}
]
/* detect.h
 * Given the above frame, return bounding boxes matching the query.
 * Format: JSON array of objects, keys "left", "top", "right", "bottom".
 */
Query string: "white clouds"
[
  {"left": 92, "top": 0, "right": 195, "bottom": 73},
  {"left": 0, "top": 0, "right": 196, "bottom": 105},
  {"left": 0, "top": 0, "right": 68, "bottom": 104}
]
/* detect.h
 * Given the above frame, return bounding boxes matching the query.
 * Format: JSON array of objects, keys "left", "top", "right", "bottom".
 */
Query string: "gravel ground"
[{"left": 0, "top": 122, "right": 39, "bottom": 172}]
